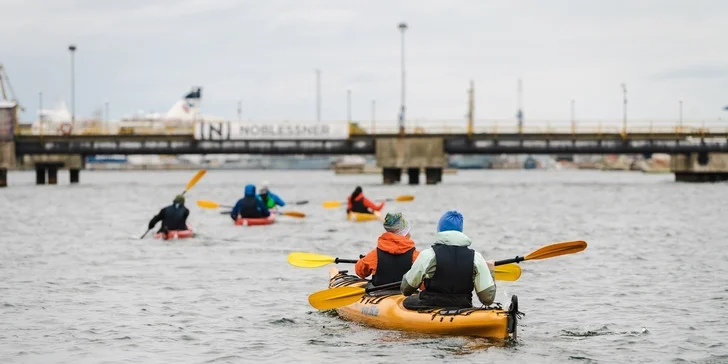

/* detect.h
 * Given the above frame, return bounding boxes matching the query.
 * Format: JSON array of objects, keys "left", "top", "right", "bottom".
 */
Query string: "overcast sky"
[{"left": 2, "top": 0, "right": 727, "bottom": 127}]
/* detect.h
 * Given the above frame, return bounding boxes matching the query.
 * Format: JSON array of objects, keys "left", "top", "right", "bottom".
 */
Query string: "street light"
[
  {"left": 371, "top": 99, "right": 376, "bottom": 134},
  {"left": 679, "top": 99, "right": 683, "bottom": 127},
  {"left": 398, "top": 22, "right": 407, "bottom": 133},
  {"left": 347, "top": 89, "right": 352, "bottom": 122},
  {"left": 39, "top": 92, "right": 43, "bottom": 136},
  {"left": 621, "top": 83, "right": 627, "bottom": 134},
  {"left": 570, "top": 99, "right": 575, "bottom": 133},
  {"left": 316, "top": 69, "right": 321, "bottom": 122},
  {"left": 237, "top": 99, "right": 242, "bottom": 122},
  {"left": 68, "top": 44, "right": 77, "bottom": 129},
  {"left": 104, "top": 99, "right": 109, "bottom": 129}
]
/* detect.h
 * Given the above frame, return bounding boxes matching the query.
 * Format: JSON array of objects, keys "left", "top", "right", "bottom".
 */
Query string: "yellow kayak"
[
  {"left": 347, "top": 211, "right": 382, "bottom": 222},
  {"left": 327, "top": 267, "right": 520, "bottom": 339}
]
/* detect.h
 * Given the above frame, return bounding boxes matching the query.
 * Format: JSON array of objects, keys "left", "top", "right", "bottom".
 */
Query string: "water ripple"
[{"left": 1, "top": 170, "right": 726, "bottom": 363}]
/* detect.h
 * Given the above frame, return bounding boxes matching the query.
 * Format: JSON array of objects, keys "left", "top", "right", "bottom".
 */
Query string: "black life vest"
[
  {"left": 349, "top": 194, "right": 369, "bottom": 214},
  {"left": 162, "top": 204, "right": 187, "bottom": 230},
  {"left": 421, "top": 244, "right": 475, "bottom": 308},
  {"left": 372, "top": 247, "right": 414, "bottom": 286},
  {"left": 239, "top": 196, "right": 263, "bottom": 218}
]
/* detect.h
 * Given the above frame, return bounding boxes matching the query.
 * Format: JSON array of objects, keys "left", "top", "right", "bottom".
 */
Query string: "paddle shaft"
[
  {"left": 495, "top": 257, "right": 525, "bottom": 265},
  {"left": 366, "top": 281, "right": 402, "bottom": 293},
  {"left": 335, "top": 258, "right": 358, "bottom": 264},
  {"left": 363, "top": 260, "right": 515, "bottom": 293}
]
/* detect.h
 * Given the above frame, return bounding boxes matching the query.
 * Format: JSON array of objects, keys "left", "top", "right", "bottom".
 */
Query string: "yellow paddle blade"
[
  {"left": 184, "top": 169, "right": 207, "bottom": 193},
  {"left": 494, "top": 263, "right": 521, "bottom": 281},
  {"left": 196, "top": 200, "right": 221, "bottom": 209},
  {"left": 281, "top": 211, "right": 306, "bottom": 218},
  {"left": 322, "top": 201, "right": 343, "bottom": 208},
  {"left": 309, "top": 286, "right": 366, "bottom": 310},
  {"left": 287, "top": 252, "right": 336, "bottom": 268},
  {"left": 524, "top": 240, "right": 587, "bottom": 261},
  {"left": 395, "top": 195, "right": 415, "bottom": 202}
]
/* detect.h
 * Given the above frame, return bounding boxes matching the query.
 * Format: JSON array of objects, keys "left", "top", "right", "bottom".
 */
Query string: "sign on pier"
[{"left": 194, "top": 121, "right": 350, "bottom": 141}]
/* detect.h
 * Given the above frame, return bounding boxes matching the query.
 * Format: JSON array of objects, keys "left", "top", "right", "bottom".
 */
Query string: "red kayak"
[
  {"left": 154, "top": 227, "right": 194, "bottom": 240},
  {"left": 234, "top": 214, "right": 276, "bottom": 226}
]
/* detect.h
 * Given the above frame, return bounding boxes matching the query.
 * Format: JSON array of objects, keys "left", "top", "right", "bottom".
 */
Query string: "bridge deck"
[{"left": 12, "top": 132, "right": 728, "bottom": 155}]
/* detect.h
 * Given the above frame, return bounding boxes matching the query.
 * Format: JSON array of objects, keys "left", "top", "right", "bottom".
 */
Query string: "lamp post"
[
  {"left": 517, "top": 78, "right": 523, "bottom": 133},
  {"left": 68, "top": 44, "right": 77, "bottom": 129},
  {"left": 679, "top": 99, "right": 683, "bottom": 127},
  {"left": 398, "top": 22, "right": 407, "bottom": 133},
  {"left": 570, "top": 99, "right": 575, "bottom": 133},
  {"left": 621, "top": 83, "right": 627, "bottom": 134},
  {"left": 316, "top": 69, "right": 321, "bottom": 122},
  {"left": 39, "top": 92, "right": 43, "bottom": 136},
  {"left": 104, "top": 99, "right": 109, "bottom": 130},
  {"left": 237, "top": 99, "right": 242, "bottom": 122},
  {"left": 371, "top": 99, "right": 376, "bottom": 134},
  {"left": 347, "top": 89, "right": 351, "bottom": 122}
]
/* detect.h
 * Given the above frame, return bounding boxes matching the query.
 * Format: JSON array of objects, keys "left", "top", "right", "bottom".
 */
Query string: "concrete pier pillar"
[
  {"left": 0, "top": 168, "right": 6, "bottom": 188},
  {"left": 671, "top": 153, "right": 728, "bottom": 182},
  {"left": 675, "top": 172, "right": 728, "bottom": 182},
  {"left": 425, "top": 167, "right": 442, "bottom": 185},
  {"left": 70, "top": 169, "right": 80, "bottom": 184},
  {"left": 407, "top": 168, "right": 420, "bottom": 185},
  {"left": 35, "top": 166, "right": 46, "bottom": 185},
  {"left": 47, "top": 165, "right": 58, "bottom": 185},
  {"left": 376, "top": 137, "right": 447, "bottom": 185},
  {"left": 382, "top": 167, "right": 401, "bottom": 185}
]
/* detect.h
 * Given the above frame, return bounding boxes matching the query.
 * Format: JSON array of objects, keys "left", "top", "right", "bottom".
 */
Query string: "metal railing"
[{"left": 14, "top": 119, "right": 728, "bottom": 137}]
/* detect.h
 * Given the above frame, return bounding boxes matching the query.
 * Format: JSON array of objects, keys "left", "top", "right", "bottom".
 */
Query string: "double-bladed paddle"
[
  {"left": 287, "top": 251, "right": 522, "bottom": 281},
  {"left": 197, "top": 199, "right": 306, "bottom": 218},
  {"left": 307, "top": 240, "right": 587, "bottom": 310},
  {"left": 322, "top": 195, "right": 414, "bottom": 208}
]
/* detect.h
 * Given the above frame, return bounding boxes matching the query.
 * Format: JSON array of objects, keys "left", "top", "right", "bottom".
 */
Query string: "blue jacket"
[
  {"left": 261, "top": 191, "right": 286, "bottom": 208},
  {"left": 231, "top": 184, "right": 270, "bottom": 219}
]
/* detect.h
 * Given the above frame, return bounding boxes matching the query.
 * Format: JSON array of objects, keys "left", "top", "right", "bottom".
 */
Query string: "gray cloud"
[{"left": 2, "top": 0, "right": 727, "bottom": 128}]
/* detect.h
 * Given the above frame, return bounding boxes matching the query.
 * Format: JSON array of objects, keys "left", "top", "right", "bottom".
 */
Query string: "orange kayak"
[
  {"left": 235, "top": 214, "right": 276, "bottom": 226},
  {"left": 347, "top": 211, "right": 382, "bottom": 222},
  {"left": 326, "top": 267, "right": 520, "bottom": 340},
  {"left": 154, "top": 228, "right": 194, "bottom": 240}
]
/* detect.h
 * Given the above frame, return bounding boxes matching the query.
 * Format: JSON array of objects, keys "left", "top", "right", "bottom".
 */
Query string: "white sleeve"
[
  {"left": 403, "top": 248, "right": 435, "bottom": 288},
  {"left": 473, "top": 252, "right": 495, "bottom": 294}
]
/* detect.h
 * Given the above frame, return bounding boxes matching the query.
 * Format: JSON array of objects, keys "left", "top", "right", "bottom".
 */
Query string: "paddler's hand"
[{"left": 486, "top": 260, "right": 495, "bottom": 273}]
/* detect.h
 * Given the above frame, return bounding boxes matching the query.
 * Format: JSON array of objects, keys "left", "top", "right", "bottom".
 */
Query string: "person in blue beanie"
[
  {"left": 231, "top": 184, "right": 270, "bottom": 220},
  {"left": 400, "top": 210, "right": 497, "bottom": 310}
]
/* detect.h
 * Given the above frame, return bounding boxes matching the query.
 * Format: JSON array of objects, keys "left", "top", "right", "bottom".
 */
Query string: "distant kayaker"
[
  {"left": 231, "top": 184, "right": 270, "bottom": 220},
  {"left": 148, "top": 194, "right": 189, "bottom": 233},
  {"left": 400, "top": 210, "right": 497, "bottom": 310},
  {"left": 355, "top": 212, "right": 420, "bottom": 286},
  {"left": 347, "top": 186, "right": 384, "bottom": 215},
  {"left": 259, "top": 181, "right": 285, "bottom": 213}
]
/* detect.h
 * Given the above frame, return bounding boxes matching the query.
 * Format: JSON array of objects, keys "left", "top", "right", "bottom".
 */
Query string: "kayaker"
[
  {"left": 259, "top": 181, "right": 285, "bottom": 213},
  {"left": 231, "top": 184, "right": 270, "bottom": 220},
  {"left": 148, "top": 194, "right": 189, "bottom": 233},
  {"left": 347, "top": 186, "right": 384, "bottom": 215},
  {"left": 355, "top": 212, "right": 420, "bottom": 285},
  {"left": 400, "top": 210, "right": 497, "bottom": 310}
]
